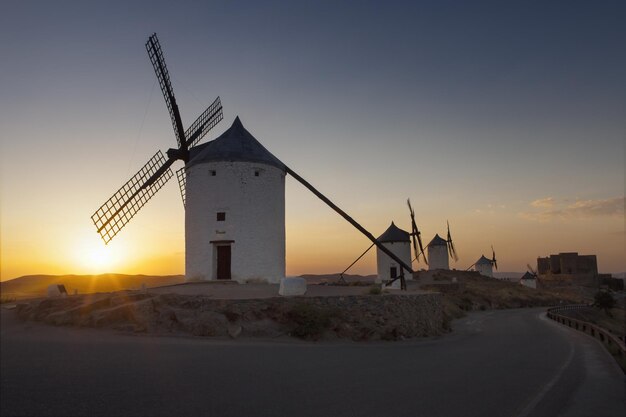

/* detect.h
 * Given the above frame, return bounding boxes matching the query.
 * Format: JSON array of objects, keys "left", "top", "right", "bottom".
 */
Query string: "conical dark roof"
[
  {"left": 428, "top": 234, "right": 447, "bottom": 247},
  {"left": 187, "top": 116, "right": 286, "bottom": 170},
  {"left": 521, "top": 271, "right": 535, "bottom": 280},
  {"left": 378, "top": 222, "right": 410, "bottom": 243},
  {"left": 475, "top": 255, "right": 492, "bottom": 265}
]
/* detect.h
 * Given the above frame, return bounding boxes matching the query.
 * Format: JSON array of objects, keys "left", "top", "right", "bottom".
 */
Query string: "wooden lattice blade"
[
  {"left": 176, "top": 167, "right": 186, "bottom": 208},
  {"left": 91, "top": 151, "right": 173, "bottom": 244},
  {"left": 146, "top": 33, "right": 186, "bottom": 149},
  {"left": 184, "top": 97, "right": 223, "bottom": 148}
]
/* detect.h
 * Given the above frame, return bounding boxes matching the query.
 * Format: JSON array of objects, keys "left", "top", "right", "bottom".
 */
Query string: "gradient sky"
[{"left": 1, "top": 0, "right": 624, "bottom": 280}]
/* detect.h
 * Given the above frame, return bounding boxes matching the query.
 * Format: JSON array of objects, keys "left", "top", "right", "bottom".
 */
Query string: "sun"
[
  {"left": 88, "top": 245, "right": 112, "bottom": 269},
  {"left": 74, "top": 234, "right": 124, "bottom": 273}
]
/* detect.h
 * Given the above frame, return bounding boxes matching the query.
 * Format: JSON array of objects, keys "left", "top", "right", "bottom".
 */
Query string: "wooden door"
[
  {"left": 390, "top": 266, "right": 397, "bottom": 279},
  {"left": 216, "top": 246, "right": 231, "bottom": 280}
]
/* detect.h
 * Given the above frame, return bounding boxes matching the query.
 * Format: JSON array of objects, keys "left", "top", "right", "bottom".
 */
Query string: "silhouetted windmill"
[{"left": 91, "top": 34, "right": 223, "bottom": 244}]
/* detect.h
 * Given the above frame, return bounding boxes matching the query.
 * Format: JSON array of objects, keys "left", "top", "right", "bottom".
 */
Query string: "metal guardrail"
[{"left": 546, "top": 304, "right": 626, "bottom": 364}]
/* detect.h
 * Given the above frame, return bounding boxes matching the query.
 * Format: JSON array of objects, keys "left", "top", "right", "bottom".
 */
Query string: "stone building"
[{"left": 536, "top": 252, "right": 598, "bottom": 287}]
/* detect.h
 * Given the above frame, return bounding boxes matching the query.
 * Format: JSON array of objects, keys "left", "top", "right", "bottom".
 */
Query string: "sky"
[{"left": 1, "top": 0, "right": 624, "bottom": 281}]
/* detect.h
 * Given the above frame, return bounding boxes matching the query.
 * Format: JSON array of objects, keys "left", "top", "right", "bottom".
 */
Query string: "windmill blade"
[
  {"left": 184, "top": 97, "right": 223, "bottom": 148},
  {"left": 91, "top": 151, "right": 173, "bottom": 244},
  {"left": 446, "top": 220, "right": 459, "bottom": 262},
  {"left": 146, "top": 33, "right": 186, "bottom": 149},
  {"left": 176, "top": 167, "right": 186, "bottom": 207},
  {"left": 407, "top": 199, "right": 419, "bottom": 261},
  {"left": 527, "top": 263, "right": 537, "bottom": 275},
  {"left": 407, "top": 199, "right": 427, "bottom": 264},
  {"left": 491, "top": 245, "right": 498, "bottom": 270}
]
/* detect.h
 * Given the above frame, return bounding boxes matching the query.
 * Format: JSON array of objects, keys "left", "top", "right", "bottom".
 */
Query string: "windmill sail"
[
  {"left": 176, "top": 167, "right": 186, "bottom": 207},
  {"left": 146, "top": 33, "right": 186, "bottom": 148},
  {"left": 91, "top": 33, "right": 223, "bottom": 244},
  {"left": 184, "top": 97, "right": 223, "bottom": 148},
  {"left": 91, "top": 151, "right": 173, "bottom": 244}
]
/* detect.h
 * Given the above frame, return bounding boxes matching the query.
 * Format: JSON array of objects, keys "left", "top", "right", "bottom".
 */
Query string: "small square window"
[
  {"left": 254, "top": 170, "right": 260, "bottom": 177},
  {"left": 217, "top": 212, "right": 226, "bottom": 221},
  {"left": 210, "top": 170, "right": 216, "bottom": 176}
]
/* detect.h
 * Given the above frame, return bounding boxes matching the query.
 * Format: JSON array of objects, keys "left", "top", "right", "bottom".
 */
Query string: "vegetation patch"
[{"left": 286, "top": 303, "right": 338, "bottom": 340}]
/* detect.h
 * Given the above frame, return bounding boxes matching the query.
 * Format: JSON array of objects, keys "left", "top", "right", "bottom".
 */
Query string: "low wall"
[{"left": 15, "top": 291, "right": 445, "bottom": 341}]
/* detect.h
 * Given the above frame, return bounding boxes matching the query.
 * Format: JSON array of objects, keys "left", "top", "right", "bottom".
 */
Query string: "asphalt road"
[{"left": 1, "top": 307, "right": 624, "bottom": 417}]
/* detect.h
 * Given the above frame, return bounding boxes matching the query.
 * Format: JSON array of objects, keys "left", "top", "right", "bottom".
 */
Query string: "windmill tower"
[
  {"left": 92, "top": 33, "right": 417, "bottom": 289},
  {"left": 427, "top": 221, "right": 458, "bottom": 270},
  {"left": 185, "top": 117, "right": 286, "bottom": 283},
  {"left": 427, "top": 235, "right": 449, "bottom": 270},
  {"left": 375, "top": 222, "right": 412, "bottom": 284},
  {"left": 472, "top": 246, "right": 497, "bottom": 277},
  {"left": 474, "top": 255, "right": 494, "bottom": 277}
]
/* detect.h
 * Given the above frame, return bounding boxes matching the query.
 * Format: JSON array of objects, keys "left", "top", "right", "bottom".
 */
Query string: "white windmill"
[
  {"left": 375, "top": 222, "right": 412, "bottom": 284},
  {"left": 92, "top": 34, "right": 416, "bottom": 288},
  {"left": 471, "top": 246, "right": 498, "bottom": 277},
  {"left": 184, "top": 117, "right": 286, "bottom": 282},
  {"left": 426, "top": 221, "right": 459, "bottom": 270}
]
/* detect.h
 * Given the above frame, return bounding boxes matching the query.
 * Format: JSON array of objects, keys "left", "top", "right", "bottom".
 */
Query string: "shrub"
[
  {"left": 594, "top": 291, "right": 616, "bottom": 315},
  {"left": 287, "top": 303, "right": 335, "bottom": 340},
  {"left": 368, "top": 285, "right": 382, "bottom": 295}
]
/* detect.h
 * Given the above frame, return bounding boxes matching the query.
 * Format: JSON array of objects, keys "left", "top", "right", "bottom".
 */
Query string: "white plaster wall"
[
  {"left": 475, "top": 263, "right": 493, "bottom": 277},
  {"left": 428, "top": 245, "right": 449, "bottom": 270},
  {"left": 520, "top": 279, "right": 537, "bottom": 289},
  {"left": 185, "top": 161, "right": 285, "bottom": 283},
  {"left": 376, "top": 241, "right": 412, "bottom": 283}
]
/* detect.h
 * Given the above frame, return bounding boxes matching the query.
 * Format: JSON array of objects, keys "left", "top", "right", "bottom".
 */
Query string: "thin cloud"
[
  {"left": 520, "top": 197, "right": 625, "bottom": 221},
  {"left": 530, "top": 197, "right": 554, "bottom": 208}
]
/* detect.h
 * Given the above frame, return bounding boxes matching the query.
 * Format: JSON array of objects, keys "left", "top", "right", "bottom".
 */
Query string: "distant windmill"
[
  {"left": 338, "top": 199, "right": 426, "bottom": 289},
  {"left": 526, "top": 263, "right": 538, "bottom": 278},
  {"left": 92, "top": 34, "right": 414, "bottom": 287},
  {"left": 466, "top": 245, "right": 498, "bottom": 275},
  {"left": 423, "top": 220, "right": 458, "bottom": 270}
]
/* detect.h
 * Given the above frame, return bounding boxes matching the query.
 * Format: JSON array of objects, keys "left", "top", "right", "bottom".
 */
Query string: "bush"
[
  {"left": 287, "top": 303, "right": 336, "bottom": 340},
  {"left": 368, "top": 285, "right": 382, "bottom": 295},
  {"left": 594, "top": 291, "right": 616, "bottom": 315}
]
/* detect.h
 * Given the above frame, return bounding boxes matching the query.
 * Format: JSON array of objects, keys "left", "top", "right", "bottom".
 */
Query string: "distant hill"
[{"left": 1, "top": 274, "right": 185, "bottom": 299}]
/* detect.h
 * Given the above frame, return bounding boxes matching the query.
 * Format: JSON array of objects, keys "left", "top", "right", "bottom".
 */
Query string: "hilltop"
[{"left": 1, "top": 274, "right": 185, "bottom": 299}]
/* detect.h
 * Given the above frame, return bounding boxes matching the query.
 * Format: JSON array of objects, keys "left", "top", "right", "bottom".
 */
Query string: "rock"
[
  {"left": 47, "top": 284, "right": 68, "bottom": 298},
  {"left": 228, "top": 323, "right": 242, "bottom": 339},
  {"left": 278, "top": 277, "right": 307, "bottom": 296}
]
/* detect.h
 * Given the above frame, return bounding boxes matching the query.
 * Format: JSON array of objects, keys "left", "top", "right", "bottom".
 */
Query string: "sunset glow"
[{"left": 1, "top": 1, "right": 624, "bottom": 281}]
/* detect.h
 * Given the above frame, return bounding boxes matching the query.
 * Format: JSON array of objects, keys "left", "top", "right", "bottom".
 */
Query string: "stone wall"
[{"left": 15, "top": 292, "right": 444, "bottom": 341}]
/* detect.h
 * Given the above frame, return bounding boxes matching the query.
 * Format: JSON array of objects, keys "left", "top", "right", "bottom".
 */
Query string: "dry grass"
[{"left": 422, "top": 273, "right": 585, "bottom": 323}]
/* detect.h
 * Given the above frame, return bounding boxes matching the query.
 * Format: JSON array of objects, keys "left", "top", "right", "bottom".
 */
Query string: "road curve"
[{"left": 1, "top": 307, "right": 624, "bottom": 417}]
